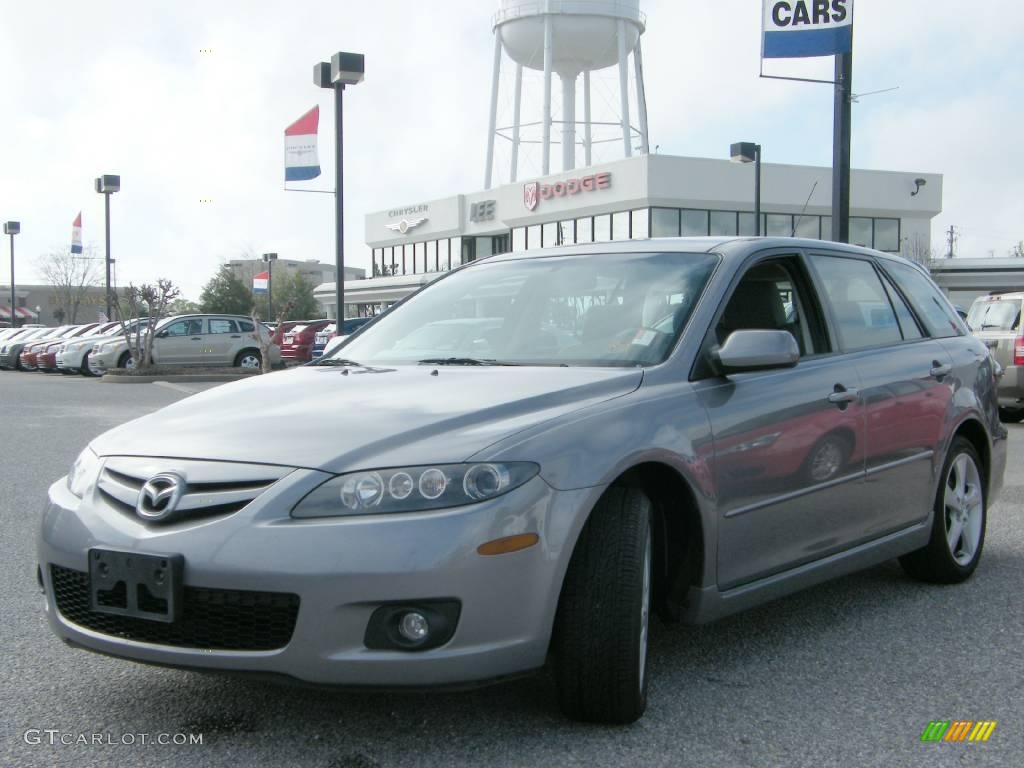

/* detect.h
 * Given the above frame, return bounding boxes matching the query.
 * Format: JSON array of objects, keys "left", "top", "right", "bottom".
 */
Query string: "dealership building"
[{"left": 314, "top": 153, "right": 944, "bottom": 318}]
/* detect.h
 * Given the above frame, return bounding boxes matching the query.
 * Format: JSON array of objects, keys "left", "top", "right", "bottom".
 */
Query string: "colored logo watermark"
[{"left": 920, "top": 721, "right": 997, "bottom": 742}]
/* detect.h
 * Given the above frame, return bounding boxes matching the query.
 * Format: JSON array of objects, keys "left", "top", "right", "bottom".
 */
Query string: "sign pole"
[{"left": 831, "top": 52, "right": 853, "bottom": 244}]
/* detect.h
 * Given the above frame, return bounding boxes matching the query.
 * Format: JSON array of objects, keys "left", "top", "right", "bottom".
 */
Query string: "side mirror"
[
  {"left": 156, "top": 330, "right": 168, "bottom": 338},
  {"left": 710, "top": 329, "right": 799, "bottom": 375}
]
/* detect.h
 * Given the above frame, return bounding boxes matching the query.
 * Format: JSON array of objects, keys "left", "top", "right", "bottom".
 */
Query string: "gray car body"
[{"left": 38, "top": 237, "right": 1007, "bottom": 687}]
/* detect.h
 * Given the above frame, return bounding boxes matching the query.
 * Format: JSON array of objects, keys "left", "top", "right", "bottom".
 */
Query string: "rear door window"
[
  {"left": 208, "top": 319, "right": 238, "bottom": 334},
  {"left": 881, "top": 260, "right": 964, "bottom": 338},
  {"left": 810, "top": 255, "right": 902, "bottom": 351}
]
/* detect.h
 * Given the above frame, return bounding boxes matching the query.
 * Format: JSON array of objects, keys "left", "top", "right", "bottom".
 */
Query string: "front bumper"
[
  {"left": 88, "top": 348, "right": 120, "bottom": 375},
  {"left": 38, "top": 468, "right": 593, "bottom": 687}
]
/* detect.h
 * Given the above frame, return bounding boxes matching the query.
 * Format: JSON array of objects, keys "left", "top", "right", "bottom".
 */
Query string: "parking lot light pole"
[
  {"left": 730, "top": 142, "right": 762, "bottom": 236},
  {"left": 94, "top": 175, "right": 120, "bottom": 320},
  {"left": 4, "top": 221, "right": 19, "bottom": 327},
  {"left": 314, "top": 52, "right": 364, "bottom": 322},
  {"left": 262, "top": 252, "right": 278, "bottom": 320}
]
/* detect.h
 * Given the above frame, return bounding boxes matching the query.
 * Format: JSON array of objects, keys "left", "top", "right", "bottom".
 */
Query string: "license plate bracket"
[{"left": 88, "top": 549, "right": 183, "bottom": 623}]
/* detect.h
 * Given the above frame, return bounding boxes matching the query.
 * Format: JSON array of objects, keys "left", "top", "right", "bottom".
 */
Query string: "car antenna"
[{"left": 791, "top": 180, "right": 819, "bottom": 237}]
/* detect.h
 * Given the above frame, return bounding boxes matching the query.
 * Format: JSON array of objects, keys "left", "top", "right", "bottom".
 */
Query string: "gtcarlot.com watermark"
[{"left": 23, "top": 729, "right": 203, "bottom": 747}]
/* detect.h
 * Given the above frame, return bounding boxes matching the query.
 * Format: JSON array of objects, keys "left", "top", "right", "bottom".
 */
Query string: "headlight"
[
  {"left": 292, "top": 462, "right": 539, "bottom": 518},
  {"left": 66, "top": 447, "right": 101, "bottom": 499},
  {"left": 94, "top": 343, "right": 107, "bottom": 353}
]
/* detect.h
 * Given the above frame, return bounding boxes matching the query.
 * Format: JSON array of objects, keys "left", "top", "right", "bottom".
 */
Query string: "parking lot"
[{"left": 1, "top": 371, "right": 1021, "bottom": 768}]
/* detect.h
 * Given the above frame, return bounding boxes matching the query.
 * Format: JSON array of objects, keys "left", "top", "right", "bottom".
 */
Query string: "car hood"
[{"left": 91, "top": 364, "right": 644, "bottom": 471}]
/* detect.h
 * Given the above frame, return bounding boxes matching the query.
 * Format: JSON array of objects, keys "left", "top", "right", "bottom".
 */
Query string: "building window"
[
  {"left": 651, "top": 207, "right": 679, "bottom": 237},
  {"left": 681, "top": 209, "right": 709, "bottom": 236},
  {"left": 427, "top": 240, "right": 438, "bottom": 271},
  {"left": 576, "top": 217, "right": 593, "bottom": 243},
  {"left": 593, "top": 214, "right": 612, "bottom": 242},
  {"left": 821, "top": 216, "right": 832, "bottom": 240},
  {"left": 542, "top": 221, "right": 559, "bottom": 247},
  {"left": 612, "top": 211, "right": 630, "bottom": 241},
  {"left": 874, "top": 218, "right": 900, "bottom": 252},
  {"left": 793, "top": 214, "right": 820, "bottom": 239},
  {"left": 461, "top": 237, "right": 474, "bottom": 264},
  {"left": 850, "top": 217, "right": 873, "bottom": 248},
  {"left": 527, "top": 225, "right": 541, "bottom": 250},
  {"left": 766, "top": 214, "right": 793, "bottom": 237},
  {"left": 512, "top": 227, "right": 526, "bottom": 252},
  {"left": 738, "top": 212, "right": 757, "bottom": 236},
  {"left": 710, "top": 211, "right": 737, "bottom": 236},
  {"left": 400, "top": 244, "right": 407, "bottom": 275},
  {"left": 559, "top": 220, "right": 575, "bottom": 245},
  {"left": 631, "top": 209, "right": 649, "bottom": 239},
  {"left": 450, "top": 237, "right": 460, "bottom": 269}
]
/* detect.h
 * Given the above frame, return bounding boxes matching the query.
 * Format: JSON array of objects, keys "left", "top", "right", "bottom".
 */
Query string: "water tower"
[{"left": 484, "top": 0, "right": 650, "bottom": 189}]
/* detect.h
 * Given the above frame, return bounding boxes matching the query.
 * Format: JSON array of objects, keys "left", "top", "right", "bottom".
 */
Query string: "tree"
[
  {"left": 36, "top": 246, "right": 103, "bottom": 323},
  {"left": 902, "top": 234, "right": 934, "bottom": 269},
  {"left": 272, "top": 272, "right": 321, "bottom": 320},
  {"left": 199, "top": 264, "right": 253, "bottom": 315},
  {"left": 1010, "top": 242, "right": 1024, "bottom": 259},
  {"left": 167, "top": 298, "right": 201, "bottom": 315},
  {"left": 116, "top": 279, "right": 181, "bottom": 371},
  {"left": 250, "top": 298, "right": 296, "bottom": 374}
]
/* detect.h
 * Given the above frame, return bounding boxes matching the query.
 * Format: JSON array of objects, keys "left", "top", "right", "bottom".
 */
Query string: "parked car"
[
  {"left": 966, "top": 292, "right": 1024, "bottom": 422},
  {"left": 56, "top": 322, "right": 129, "bottom": 375},
  {"left": 87, "top": 315, "right": 280, "bottom": 374},
  {"left": 311, "top": 318, "right": 373, "bottom": 360},
  {"left": 0, "top": 326, "right": 52, "bottom": 369},
  {"left": 18, "top": 326, "right": 79, "bottom": 370},
  {"left": 36, "top": 324, "right": 101, "bottom": 372},
  {"left": 41, "top": 238, "right": 1005, "bottom": 724},
  {"left": 279, "top": 319, "right": 331, "bottom": 364}
]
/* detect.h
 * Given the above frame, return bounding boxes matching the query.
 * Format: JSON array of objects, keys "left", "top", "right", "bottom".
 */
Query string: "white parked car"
[{"left": 57, "top": 321, "right": 140, "bottom": 376}]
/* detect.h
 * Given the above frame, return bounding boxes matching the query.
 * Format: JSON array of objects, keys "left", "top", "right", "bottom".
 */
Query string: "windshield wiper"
[
  {"left": 311, "top": 358, "right": 365, "bottom": 367},
  {"left": 417, "top": 357, "right": 520, "bottom": 366}
]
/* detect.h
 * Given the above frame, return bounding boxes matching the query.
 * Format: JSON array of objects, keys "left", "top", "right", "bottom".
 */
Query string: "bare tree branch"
[{"left": 36, "top": 246, "right": 103, "bottom": 323}]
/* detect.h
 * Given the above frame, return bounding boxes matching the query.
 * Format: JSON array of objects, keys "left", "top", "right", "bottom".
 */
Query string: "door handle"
[
  {"left": 190, "top": 337, "right": 201, "bottom": 340},
  {"left": 929, "top": 361, "right": 952, "bottom": 378},
  {"left": 230, "top": 335, "right": 241, "bottom": 339},
  {"left": 827, "top": 385, "right": 859, "bottom": 407}
]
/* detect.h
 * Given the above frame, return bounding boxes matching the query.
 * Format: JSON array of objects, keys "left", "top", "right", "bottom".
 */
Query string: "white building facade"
[{"left": 316, "top": 153, "right": 942, "bottom": 317}]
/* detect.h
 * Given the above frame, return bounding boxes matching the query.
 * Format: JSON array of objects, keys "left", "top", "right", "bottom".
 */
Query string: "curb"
[{"left": 100, "top": 373, "right": 258, "bottom": 384}]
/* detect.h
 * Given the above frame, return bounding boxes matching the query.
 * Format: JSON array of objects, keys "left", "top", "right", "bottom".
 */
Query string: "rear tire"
[
  {"left": 234, "top": 349, "right": 262, "bottom": 369},
  {"left": 998, "top": 407, "right": 1024, "bottom": 424},
  {"left": 553, "top": 486, "right": 652, "bottom": 724},
  {"left": 117, "top": 351, "right": 135, "bottom": 370},
  {"left": 899, "top": 437, "right": 986, "bottom": 584}
]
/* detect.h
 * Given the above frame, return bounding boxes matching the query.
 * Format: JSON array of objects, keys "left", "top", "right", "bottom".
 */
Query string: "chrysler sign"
[{"left": 524, "top": 172, "right": 612, "bottom": 211}]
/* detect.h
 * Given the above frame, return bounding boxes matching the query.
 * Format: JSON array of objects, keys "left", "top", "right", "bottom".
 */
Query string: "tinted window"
[
  {"left": 812, "top": 255, "right": 901, "bottom": 351},
  {"left": 881, "top": 275, "right": 923, "bottom": 340},
  {"left": 163, "top": 319, "right": 202, "bottom": 337},
  {"left": 208, "top": 319, "right": 237, "bottom": 334},
  {"left": 882, "top": 260, "right": 964, "bottom": 338},
  {"left": 238, "top": 320, "right": 255, "bottom": 333}
]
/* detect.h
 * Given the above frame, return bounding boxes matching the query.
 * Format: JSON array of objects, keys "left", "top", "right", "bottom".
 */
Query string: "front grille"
[{"left": 50, "top": 565, "right": 300, "bottom": 651}]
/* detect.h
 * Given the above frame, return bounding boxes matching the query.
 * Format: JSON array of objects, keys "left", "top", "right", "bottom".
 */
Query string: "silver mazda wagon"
[{"left": 38, "top": 237, "right": 1006, "bottom": 723}]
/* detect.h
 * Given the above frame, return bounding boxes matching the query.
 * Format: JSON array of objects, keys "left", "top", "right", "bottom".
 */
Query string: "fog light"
[{"left": 398, "top": 611, "right": 429, "bottom": 643}]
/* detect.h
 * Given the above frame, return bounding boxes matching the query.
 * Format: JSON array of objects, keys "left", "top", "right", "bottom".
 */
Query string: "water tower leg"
[
  {"left": 484, "top": 32, "right": 502, "bottom": 190},
  {"left": 634, "top": 40, "right": 650, "bottom": 155},
  {"left": 583, "top": 71, "right": 592, "bottom": 167},
  {"left": 561, "top": 74, "right": 576, "bottom": 172},
  {"left": 617, "top": 19, "right": 633, "bottom": 158},
  {"left": 510, "top": 64, "right": 523, "bottom": 183},
  {"left": 542, "top": 13, "right": 553, "bottom": 176}
]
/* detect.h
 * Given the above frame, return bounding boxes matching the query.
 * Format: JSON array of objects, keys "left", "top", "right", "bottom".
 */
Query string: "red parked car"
[
  {"left": 19, "top": 326, "right": 78, "bottom": 370},
  {"left": 36, "top": 324, "right": 101, "bottom": 372},
  {"left": 278, "top": 319, "right": 332, "bottom": 364}
]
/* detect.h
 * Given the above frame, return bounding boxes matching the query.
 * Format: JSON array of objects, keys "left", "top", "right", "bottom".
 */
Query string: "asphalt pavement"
[{"left": 1, "top": 371, "right": 1021, "bottom": 767}]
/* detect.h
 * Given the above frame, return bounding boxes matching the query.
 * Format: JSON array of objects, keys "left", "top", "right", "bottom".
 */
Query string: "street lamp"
[
  {"left": 730, "top": 142, "right": 762, "bottom": 236},
  {"left": 314, "top": 51, "right": 364, "bottom": 322},
  {"left": 261, "top": 252, "right": 278, "bottom": 320},
  {"left": 3, "top": 221, "right": 19, "bottom": 328},
  {"left": 94, "top": 174, "right": 120, "bottom": 320}
]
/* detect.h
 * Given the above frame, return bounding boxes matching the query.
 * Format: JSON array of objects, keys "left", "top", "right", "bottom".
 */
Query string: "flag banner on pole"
[
  {"left": 71, "top": 212, "right": 83, "bottom": 254},
  {"left": 285, "top": 105, "right": 321, "bottom": 181},
  {"left": 762, "top": 0, "right": 853, "bottom": 59},
  {"left": 253, "top": 271, "right": 269, "bottom": 294}
]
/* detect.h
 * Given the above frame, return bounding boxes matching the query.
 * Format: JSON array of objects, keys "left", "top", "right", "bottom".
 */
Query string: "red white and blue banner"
[
  {"left": 284, "top": 106, "right": 321, "bottom": 182},
  {"left": 253, "top": 271, "right": 269, "bottom": 294},
  {"left": 762, "top": 0, "right": 853, "bottom": 59},
  {"left": 71, "top": 212, "right": 83, "bottom": 254}
]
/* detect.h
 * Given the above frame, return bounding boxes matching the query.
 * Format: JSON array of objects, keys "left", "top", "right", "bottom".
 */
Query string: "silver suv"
[
  {"left": 39, "top": 238, "right": 1006, "bottom": 723},
  {"left": 88, "top": 314, "right": 280, "bottom": 374},
  {"left": 967, "top": 292, "right": 1024, "bottom": 421}
]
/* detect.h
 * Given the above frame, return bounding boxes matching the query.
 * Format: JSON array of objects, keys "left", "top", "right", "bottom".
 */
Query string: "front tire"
[
  {"left": 899, "top": 437, "right": 986, "bottom": 584},
  {"left": 553, "top": 486, "right": 652, "bottom": 724},
  {"left": 80, "top": 352, "right": 96, "bottom": 377}
]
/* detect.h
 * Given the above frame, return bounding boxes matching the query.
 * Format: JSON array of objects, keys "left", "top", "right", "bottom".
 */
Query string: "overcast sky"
[{"left": 1, "top": 0, "right": 1022, "bottom": 300}]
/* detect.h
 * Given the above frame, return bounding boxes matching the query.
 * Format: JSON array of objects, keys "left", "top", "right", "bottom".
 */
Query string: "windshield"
[
  {"left": 967, "top": 297, "right": 1021, "bottom": 332},
  {"left": 333, "top": 251, "right": 718, "bottom": 367}
]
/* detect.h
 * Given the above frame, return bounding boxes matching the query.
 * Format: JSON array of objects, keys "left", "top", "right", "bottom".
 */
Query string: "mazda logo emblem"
[{"left": 136, "top": 473, "right": 186, "bottom": 522}]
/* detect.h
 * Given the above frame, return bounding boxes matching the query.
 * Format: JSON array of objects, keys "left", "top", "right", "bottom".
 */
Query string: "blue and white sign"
[{"left": 762, "top": 0, "right": 853, "bottom": 59}]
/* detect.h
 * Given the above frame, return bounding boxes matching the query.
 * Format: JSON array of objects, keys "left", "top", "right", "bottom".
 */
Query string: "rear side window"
[
  {"left": 208, "top": 319, "right": 238, "bottom": 334},
  {"left": 238, "top": 320, "right": 255, "bottom": 333},
  {"left": 966, "top": 297, "right": 1021, "bottom": 333},
  {"left": 882, "top": 260, "right": 964, "bottom": 338},
  {"left": 811, "top": 255, "right": 902, "bottom": 351}
]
